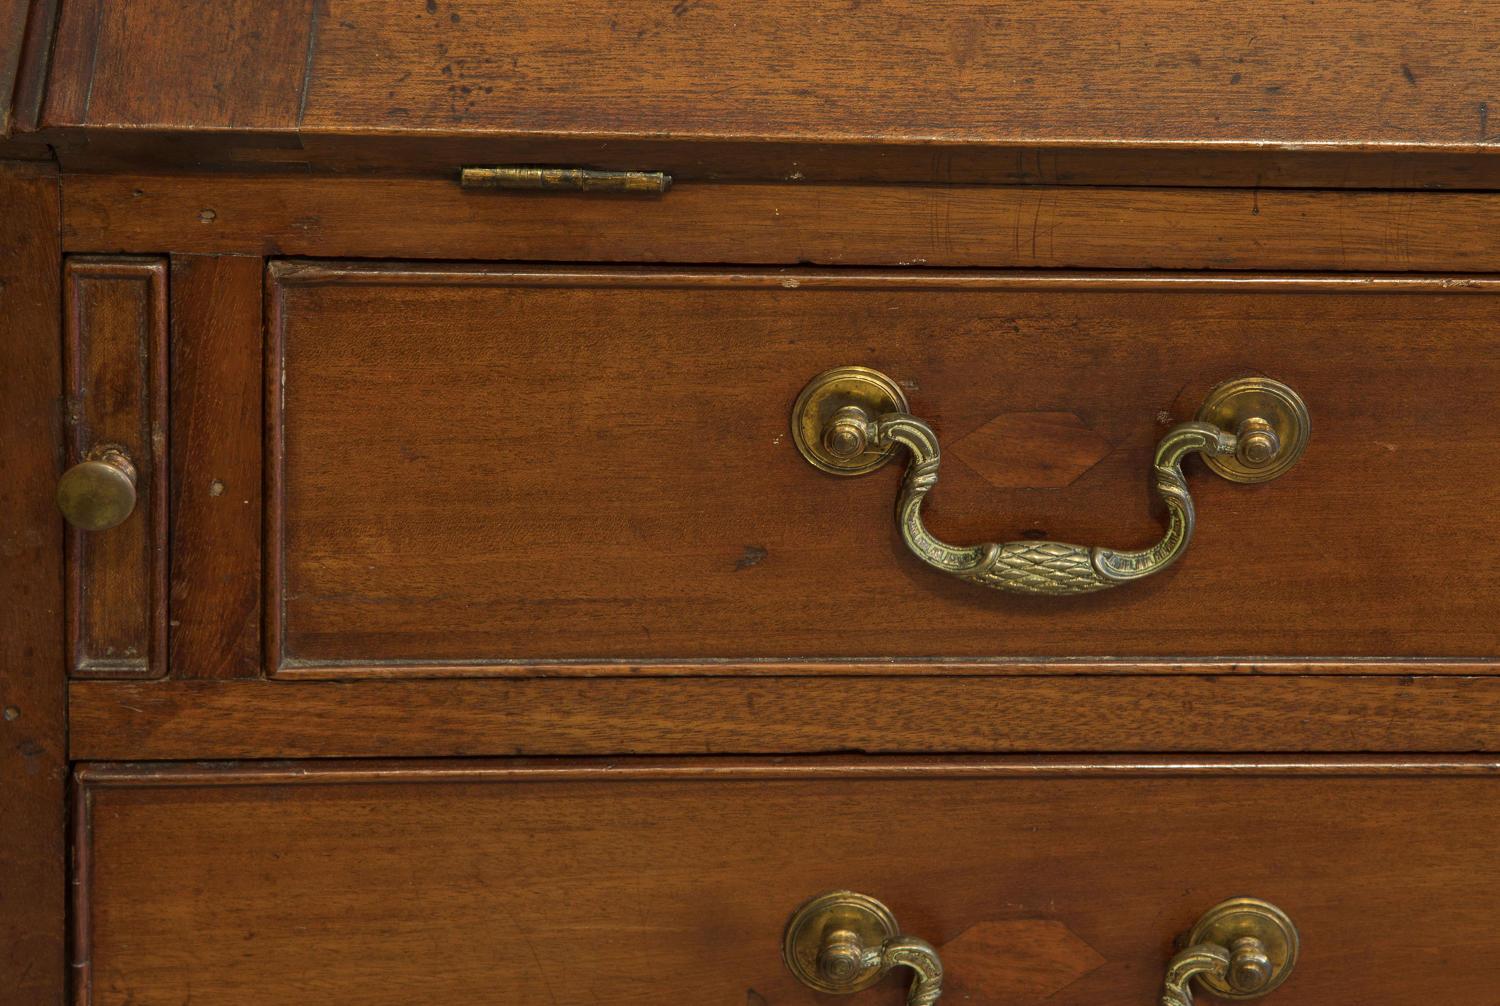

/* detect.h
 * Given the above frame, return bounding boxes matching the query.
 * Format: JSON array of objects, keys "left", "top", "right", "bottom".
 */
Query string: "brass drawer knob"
[
  {"left": 791, "top": 367, "right": 1309, "bottom": 596},
  {"left": 1164, "top": 898, "right": 1299, "bottom": 1005},
  {"left": 783, "top": 891, "right": 943, "bottom": 1005},
  {"left": 56, "top": 445, "right": 138, "bottom": 531}
]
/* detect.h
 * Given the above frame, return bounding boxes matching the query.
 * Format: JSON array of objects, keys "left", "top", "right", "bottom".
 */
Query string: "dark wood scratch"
[{"left": 296, "top": 0, "right": 324, "bottom": 128}]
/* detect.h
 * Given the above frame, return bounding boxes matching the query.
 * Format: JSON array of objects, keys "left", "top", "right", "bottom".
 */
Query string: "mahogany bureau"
[{"left": 4, "top": 3, "right": 1500, "bottom": 1004}]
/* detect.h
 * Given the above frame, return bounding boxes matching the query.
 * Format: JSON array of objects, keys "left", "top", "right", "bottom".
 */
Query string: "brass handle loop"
[
  {"left": 784, "top": 891, "right": 944, "bottom": 1006},
  {"left": 878, "top": 413, "right": 1231, "bottom": 594},
  {"left": 1163, "top": 944, "right": 1234, "bottom": 1006},
  {"left": 791, "top": 367, "right": 1309, "bottom": 597}
]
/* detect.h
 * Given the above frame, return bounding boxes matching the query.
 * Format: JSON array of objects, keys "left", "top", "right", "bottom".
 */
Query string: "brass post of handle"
[
  {"left": 56, "top": 444, "right": 138, "bottom": 531},
  {"left": 790, "top": 366, "right": 1309, "bottom": 596},
  {"left": 783, "top": 891, "right": 943, "bottom": 1006},
  {"left": 1164, "top": 898, "right": 1300, "bottom": 1005}
]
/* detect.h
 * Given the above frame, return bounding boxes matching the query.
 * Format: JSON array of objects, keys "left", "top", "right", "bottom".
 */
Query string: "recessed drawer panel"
[
  {"left": 267, "top": 264, "right": 1500, "bottom": 673},
  {"left": 75, "top": 759, "right": 1500, "bottom": 1005}
]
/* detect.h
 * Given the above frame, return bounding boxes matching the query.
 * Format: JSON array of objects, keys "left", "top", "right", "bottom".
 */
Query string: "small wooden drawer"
[
  {"left": 264, "top": 263, "right": 1500, "bottom": 676},
  {"left": 74, "top": 758, "right": 1500, "bottom": 1004}
]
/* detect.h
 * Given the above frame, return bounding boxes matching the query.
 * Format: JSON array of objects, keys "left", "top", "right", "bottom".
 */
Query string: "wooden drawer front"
[
  {"left": 76, "top": 759, "right": 1500, "bottom": 1005},
  {"left": 268, "top": 265, "right": 1500, "bottom": 673}
]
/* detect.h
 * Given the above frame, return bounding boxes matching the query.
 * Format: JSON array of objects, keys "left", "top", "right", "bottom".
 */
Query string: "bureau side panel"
[{"left": 0, "top": 162, "right": 65, "bottom": 1006}]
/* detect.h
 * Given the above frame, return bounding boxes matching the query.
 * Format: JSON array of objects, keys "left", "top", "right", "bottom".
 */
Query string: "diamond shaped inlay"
[
  {"left": 939, "top": 920, "right": 1107, "bottom": 1003},
  {"left": 949, "top": 412, "right": 1112, "bottom": 490}
]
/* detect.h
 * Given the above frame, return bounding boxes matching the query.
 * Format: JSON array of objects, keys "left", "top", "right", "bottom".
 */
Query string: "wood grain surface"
[
  {"left": 63, "top": 256, "right": 166, "bottom": 679},
  {"left": 0, "top": 2, "right": 31, "bottom": 133},
  {"left": 36, "top": 1, "right": 1500, "bottom": 186},
  {"left": 43, "top": 0, "right": 315, "bottom": 130},
  {"left": 72, "top": 757, "right": 1500, "bottom": 1005},
  {"left": 61, "top": 174, "right": 1500, "bottom": 272},
  {"left": 167, "top": 255, "right": 263, "bottom": 679},
  {"left": 0, "top": 0, "right": 55, "bottom": 136},
  {"left": 67, "top": 675, "right": 1500, "bottom": 760},
  {"left": 268, "top": 264, "right": 1500, "bottom": 669},
  {"left": 0, "top": 161, "right": 65, "bottom": 1006}
]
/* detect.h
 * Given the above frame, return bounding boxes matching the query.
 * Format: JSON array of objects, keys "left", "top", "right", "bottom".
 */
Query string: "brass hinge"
[{"left": 460, "top": 165, "right": 672, "bottom": 195}]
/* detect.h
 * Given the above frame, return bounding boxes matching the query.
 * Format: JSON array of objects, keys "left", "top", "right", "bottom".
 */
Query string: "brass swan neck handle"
[
  {"left": 877, "top": 413, "right": 1230, "bottom": 594},
  {"left": 784, "top": 892, "right": 1295, "bottom": 1006},
  {"left": 791, "top": 367, "right": 1309, "bottom": 597}
]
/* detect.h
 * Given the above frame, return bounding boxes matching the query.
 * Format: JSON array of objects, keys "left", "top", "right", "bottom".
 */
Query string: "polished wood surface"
[
  {"left": 67, "top": 675, "right": 1500, "bottom": 760},
  {"left": 0, "top": 0, "right": 54, "bottom": 136},
  {"left": 0, "top": 1, "right": 30, "bottom": 119},
  {"left": 45, "top": 0, "right": 312, "bottom": 131},
  {"left": 35, "top": 0, "right": 1500, "bottom": 185},
  {"left": 63, "top": 256, "right": 166, "bottom": 679},
  {"left": 0, "top": 1, "right": 34, "bottom": 134},
  {"left": 60, "top": 174, "right": 1500, "bottom": 272},
  {"left": 269, "top": 265, "right": 1500, "bottom": 669},
  {"left": 8, "top": 7, "right": 1500, "bottom": 1003},
  {"left": 0, "top": 161, "right": 65, "bottom": 1006},
  {"left": 73, "top": 757, "right": 1500, "bottom": 1005},
  {"left": 168, "top": 255, "right": 262, "bottom": 679}
]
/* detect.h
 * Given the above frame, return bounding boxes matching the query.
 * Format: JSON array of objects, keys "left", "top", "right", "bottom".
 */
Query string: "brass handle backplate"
[
  {"left": 783, "top": 891, "right": 943, "bottom": 1006},
  {"left": 1164, "top": 898, "right": 1299, "bottom": 1005},
  {"left": 791, "top": 367, "right": 1309, "bottom": 596},
  {"left": 56, "top": 444, "right": 138, "bottom": 531}
]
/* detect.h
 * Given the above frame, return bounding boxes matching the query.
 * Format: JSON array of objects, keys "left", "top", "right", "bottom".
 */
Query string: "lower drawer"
[{"left": 75, "top": 758, "right": 1496, "bottom": 1005}]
